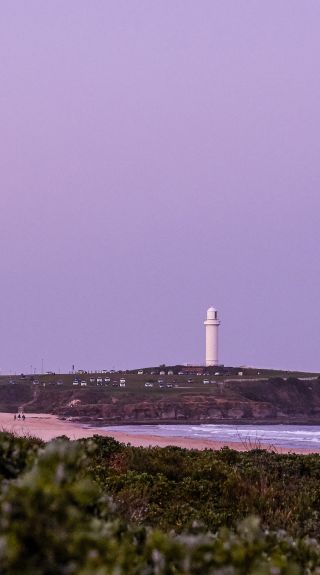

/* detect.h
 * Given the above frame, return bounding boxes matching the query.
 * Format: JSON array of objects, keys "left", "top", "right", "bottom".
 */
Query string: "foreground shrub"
[
  {"left": 0, "top": 431, "right": 42, "bottom": 481},
  {"left": 89, "top": 439, "right": 320, "bottom": 537},
  {"left": 1, "top": 438, "right": 320, "bottom": 573},
  {"left": 0, "top": 439, "right": 140, "bottom": 574}
]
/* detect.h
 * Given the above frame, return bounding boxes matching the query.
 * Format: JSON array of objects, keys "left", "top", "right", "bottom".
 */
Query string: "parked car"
[
  {"left": 97, "top": 378, "right": 103, "bottom": 383},
  {"left": 104, "top": 377, "right": 110, "bottom": 382},
  {"left": 145, "top": 382, "right": 154, "bottom": 387},
  {"left": 203, "top": 380, "right": 210, "bottom": 384},
  {"left": 89, "top": 378, "right": 95, "bottom": 383},
  {"left": 73, "top": 380, "right": 79, "bottom": 386},
  {"left": 80, "top": 381, "right": 87, "bottom": 386},
  {"left": 137, "top": 370, "right": 144, "bottom": 375}
]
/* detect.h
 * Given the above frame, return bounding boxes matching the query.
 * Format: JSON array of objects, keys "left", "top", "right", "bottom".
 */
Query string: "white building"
[{"left": 204, "top": 306, "right": 221, "bottom": 366}]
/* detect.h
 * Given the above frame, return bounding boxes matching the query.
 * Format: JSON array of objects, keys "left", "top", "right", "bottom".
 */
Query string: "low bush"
[
  {"left": 1, "top": 433, "right": 320, "bottom": 573},
  {"left": 89, "top": 438, "right": 320, "bottom": 537}
]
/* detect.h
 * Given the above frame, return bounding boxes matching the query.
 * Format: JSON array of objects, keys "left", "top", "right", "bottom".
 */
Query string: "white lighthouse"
[{"left": 204, "top": 306, "right": 220, "bottom": 366}]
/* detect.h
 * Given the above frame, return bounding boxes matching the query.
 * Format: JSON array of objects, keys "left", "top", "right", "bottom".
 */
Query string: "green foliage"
[
  {"left": 0, "top": 438, "right": 133, "bottom": 574},
  {"left": 1, "top": 433, "right": 320, "bottom": 572},
  {"left": 0, "top": 431, "right": 42, "bottom": 480},
  {"left": 88, "top": 437, "right": 320, "bottom": 537}
]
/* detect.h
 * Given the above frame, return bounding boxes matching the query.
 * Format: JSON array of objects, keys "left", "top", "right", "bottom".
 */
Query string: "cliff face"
[
  {"left": 2, "top": 378, "right": 320, "bottom": 424},
  {"left": 59, "top": 397, "right": 278, "bottom": 423}
]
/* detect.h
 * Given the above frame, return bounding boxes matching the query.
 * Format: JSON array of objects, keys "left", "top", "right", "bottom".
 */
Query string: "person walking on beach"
[{"left": 14, "top": 414, "right": 16, "bottom": 420}]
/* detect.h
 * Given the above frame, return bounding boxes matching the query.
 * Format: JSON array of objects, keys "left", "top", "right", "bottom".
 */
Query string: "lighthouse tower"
[{"left": 204, "top": 306, "right": 220, "bottom": 366}]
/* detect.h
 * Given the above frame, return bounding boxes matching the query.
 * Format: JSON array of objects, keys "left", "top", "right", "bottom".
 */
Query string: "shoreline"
[
  {"left": 0, "top": 412, "right": 319, "bottom": 454},
  {"left": 70, "top": 416, "right": 320, "bottom": 426}
]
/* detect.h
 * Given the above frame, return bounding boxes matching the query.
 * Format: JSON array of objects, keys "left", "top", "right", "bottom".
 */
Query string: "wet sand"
[{"left": 0, "top": 412, "right": 318, "bottom": 454}]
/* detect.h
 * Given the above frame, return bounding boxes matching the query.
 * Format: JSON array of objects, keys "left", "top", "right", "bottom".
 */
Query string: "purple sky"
[{"left": 1, "top": 1, "right": 320, "bottom": 374}]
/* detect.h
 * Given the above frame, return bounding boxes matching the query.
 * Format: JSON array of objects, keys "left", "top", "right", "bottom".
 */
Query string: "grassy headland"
[{"left": 1, "top": 365, "right": 320, "bottom": 424}]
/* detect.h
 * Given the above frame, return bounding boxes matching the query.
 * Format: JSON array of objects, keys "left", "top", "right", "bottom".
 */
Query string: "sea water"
[{"left": 98, "top": 424, "right": 320, "bottom": 450}]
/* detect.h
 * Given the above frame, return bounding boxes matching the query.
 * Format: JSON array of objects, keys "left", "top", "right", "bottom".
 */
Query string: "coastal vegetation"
[{"left": 1, "top": 432, "right": 320, "bottom": 573}]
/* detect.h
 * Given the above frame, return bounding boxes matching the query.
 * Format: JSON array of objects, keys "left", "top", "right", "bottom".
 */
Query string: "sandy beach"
[{"left": 0, "top": 412, "right": 319, "bottom": 454}]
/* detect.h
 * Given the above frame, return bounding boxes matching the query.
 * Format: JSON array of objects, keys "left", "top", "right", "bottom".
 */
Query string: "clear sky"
[{"left": 1, "top": 1, "right": 320, "bottom": 374}]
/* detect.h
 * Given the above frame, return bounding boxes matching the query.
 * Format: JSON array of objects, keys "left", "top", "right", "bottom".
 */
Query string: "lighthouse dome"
[{"left": 207, "top": 306, "right": 218, "bottom": 320}]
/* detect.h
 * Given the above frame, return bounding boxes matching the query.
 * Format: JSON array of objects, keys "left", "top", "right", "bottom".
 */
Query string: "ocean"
[{"left": 99, "top": 424, "right": 320, "bottom": 450}]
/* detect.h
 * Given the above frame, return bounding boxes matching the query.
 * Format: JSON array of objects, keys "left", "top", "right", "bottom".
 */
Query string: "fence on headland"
[{"left": 222, "top": 376, "right": 319, "bottom": 384}]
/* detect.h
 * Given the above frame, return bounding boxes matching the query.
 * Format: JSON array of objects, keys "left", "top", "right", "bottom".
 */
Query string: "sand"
[{"left": 0, "top": 412, "right": 318, "bottom": 454}]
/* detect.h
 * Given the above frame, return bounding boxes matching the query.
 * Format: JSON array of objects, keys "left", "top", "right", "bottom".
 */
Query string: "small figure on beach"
[
  {"left": 22, "top": 414, "right": 25, "bottom": 420},
  {"left": 14, "top": 414, "right": 16, "bottom": 420},
  {"left": 17, "top": 413, "right": 21, "bottom": 419}
]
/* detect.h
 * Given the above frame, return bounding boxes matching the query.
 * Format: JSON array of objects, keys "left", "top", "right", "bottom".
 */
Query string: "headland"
[{"left": 1, "top": 365, "right": 320, "bottom": 427}]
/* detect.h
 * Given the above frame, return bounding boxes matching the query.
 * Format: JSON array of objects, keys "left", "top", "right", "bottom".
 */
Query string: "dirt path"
[{"left": 18, "top": 388, "right": 40, "bottom": 413}]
